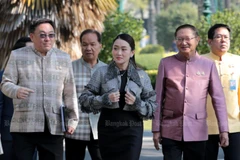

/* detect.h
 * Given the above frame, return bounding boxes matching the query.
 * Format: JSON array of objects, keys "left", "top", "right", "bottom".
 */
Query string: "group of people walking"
[{"left": 0, "top": 17, "right": 239, "bottom": 160}]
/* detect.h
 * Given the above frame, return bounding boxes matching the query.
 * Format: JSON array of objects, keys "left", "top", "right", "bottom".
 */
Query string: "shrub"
[
  {"left": 196, "top": 9, "right": 240, "bottom": 55},
  {"left": 146, "top": 70, "right": 158, "bottom": 88},
  {"left": 135, "top": 53, "right": 162, "bottom": 70},
  {"left": 101, "top": 11, "right": 144, "bottom": 63},
  {"left": 140, "top": 44, "right": 165, "bottom": 54},
  {"left": 155, "top": 2, "right": 198, "bottom": 50}
]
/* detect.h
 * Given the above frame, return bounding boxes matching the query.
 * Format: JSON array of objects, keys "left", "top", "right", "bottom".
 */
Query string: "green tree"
[
  {"left": 101, "top": 11, "right": 144, "bottom": 62},
  {"left": 128, "top": 0, "right": 148, "bottom": 19},
  {"left": 196, "top": 10, "right": 240, "bottom": 55},
  {"left": 155, "top": 2, "right": 198, "bottom": 51},
  {"left": 0, "top": 0, "right": 117, "bottom": 70}
]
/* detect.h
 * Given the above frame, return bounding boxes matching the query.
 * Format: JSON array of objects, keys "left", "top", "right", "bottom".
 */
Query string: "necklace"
[{"left": 120, "top": 70, "right": 127, "bottom": 76}]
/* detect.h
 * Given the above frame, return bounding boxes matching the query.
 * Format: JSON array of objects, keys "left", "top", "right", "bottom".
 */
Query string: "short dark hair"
[
  {"left": 29, "top": 18, "right": 55, "bottom": 33},
  {"left": 208, "top": 24, "right": 231, "bottom": 39},
  {"left": 12, "top": 37, "right": 32, "bottom": 50},
  {"left": 80, "top": 29, "right": 102, "bottom": 43},
  {"left": 174, "top": 24, "right": 199, "bottom": 37}
]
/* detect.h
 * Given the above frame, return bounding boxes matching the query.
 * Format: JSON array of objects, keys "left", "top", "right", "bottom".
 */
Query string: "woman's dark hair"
[
  {"left": 29, "top": 18, "right": 55, "bottom": 33},
  {"left": 80, "top": 29, "right": 102, "bottom": 43},
  {"left": 112, "top": 33, "right": 137, "bottom": 68},
  {"left": 12, "top": 37, "right": 32, "bottom": 50}
]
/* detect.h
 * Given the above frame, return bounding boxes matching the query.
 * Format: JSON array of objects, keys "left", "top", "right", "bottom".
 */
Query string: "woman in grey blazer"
[{"left": 79, "top": 33, "right": 157, "bottom": 160}]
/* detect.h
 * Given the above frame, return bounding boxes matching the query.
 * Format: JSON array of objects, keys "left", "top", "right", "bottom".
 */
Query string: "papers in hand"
[
  {"left": 0, "top": 134, "right": 3, "bottom": 155},
  {"left": 60, "top": 105, "right": 67, "bottom": 132}
]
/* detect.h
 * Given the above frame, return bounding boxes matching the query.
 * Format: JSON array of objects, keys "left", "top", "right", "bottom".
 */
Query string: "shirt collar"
[
  {"left": 209, "top": 52, "right": 230, "bottom": 61},
  {"left": 80, "top": 58, "right": 101, "bottom": 69},
  {"left": 31, "top": 46, "right": 53, "bottom": 57},
  {"left": 175, "top": 51, "right": 200, "bottom": 62}
]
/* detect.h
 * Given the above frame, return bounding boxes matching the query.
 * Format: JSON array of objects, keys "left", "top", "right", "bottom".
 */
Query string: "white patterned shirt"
[{"left": 65, "top": 58, "right": 106, "bottom": 140}]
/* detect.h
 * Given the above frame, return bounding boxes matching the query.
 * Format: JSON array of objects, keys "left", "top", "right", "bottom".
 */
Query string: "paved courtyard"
[{"left": 83, "top": 131, "right": 224, "bottom": 160}]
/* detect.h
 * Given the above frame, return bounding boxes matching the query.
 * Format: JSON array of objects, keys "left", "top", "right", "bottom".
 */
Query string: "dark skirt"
[{"left": 98, "top": 108, "right": 143, "bottom": 160}]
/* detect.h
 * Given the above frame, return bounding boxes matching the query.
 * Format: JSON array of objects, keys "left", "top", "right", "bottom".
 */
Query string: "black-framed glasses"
[
  {"left": 39, "top": 33, "right": 55, "bottom": 39},
  {"left": 176, "top": 37, "right": 196, "bottom": 43},
  {"left": 213, "top": 34, "right": 229, "bottom": 41}
]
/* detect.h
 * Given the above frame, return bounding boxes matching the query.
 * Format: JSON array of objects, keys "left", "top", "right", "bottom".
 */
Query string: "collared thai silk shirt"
[
  {"left": 65, "top": 58, "right": 106, "bottom": 141},
  {"left": 203, "top": 52, "right": 240, "bottom": 134},
  {"left": 152, "top": 52, "right": 229, "bottom": 141},
  {"left": 0, "top": 46, "right": 78, "bottom": 135}
]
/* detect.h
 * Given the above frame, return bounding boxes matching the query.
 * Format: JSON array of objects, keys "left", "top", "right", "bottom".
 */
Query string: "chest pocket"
[{"left": 192, "top": 76, "right": 209, "bottom": 87}]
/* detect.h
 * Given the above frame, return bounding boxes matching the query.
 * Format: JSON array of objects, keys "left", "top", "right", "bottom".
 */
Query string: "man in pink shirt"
[{"left": 152, "top": 24, "right": 229, "bottom": 160}]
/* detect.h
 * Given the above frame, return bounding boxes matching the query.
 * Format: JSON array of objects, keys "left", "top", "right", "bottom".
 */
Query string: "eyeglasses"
[
  {"left": 213, "top": 34, "right": 229, "bottom": 41},
  {"left": 176, "top": 37, "right": 196, "bottom": 43},
  {"left": 39, "top": 33, "right": 55, "bottom": 39}
]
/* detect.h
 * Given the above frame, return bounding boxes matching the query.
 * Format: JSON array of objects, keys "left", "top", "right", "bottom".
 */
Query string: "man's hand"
[
  {"left": 17, "top": 87, "right": 34, "bottom": 99},
  {"left": 219, "top": 132, "right": 229, "bottom": 147},
  {"left": 66, "top": 126, "right": 75, "bottom": 135},
  {"left": 153, "top": 132, "right": 161, "bottom": 150}
]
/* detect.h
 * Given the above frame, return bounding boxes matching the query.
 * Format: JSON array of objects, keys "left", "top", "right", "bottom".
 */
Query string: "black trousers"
[
  {"left": 65, "top": 133, "right": 102, "bottom": 160},
  {"left": 11, "top": 128, "right": 63, "bottom": 160},
  {"left": 0, "top": 140, "right": 17, "bottom": 160},
  {"left": 162, "top": 137, "right": 206, "bottom": 160},
  {"left": 205, "top": 132, "right": 240, "bottom": 160}
]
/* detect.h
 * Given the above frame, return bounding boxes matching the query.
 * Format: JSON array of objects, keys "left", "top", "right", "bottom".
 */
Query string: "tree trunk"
[
  {"left": 148, "top": 0, "right": 157, "bottom": 44},
  {"left": 155, "top": 0, "right": 161, "bottom": 15},
  {"left": 225, "top": 0, "right": 230, "bottom": 8}
]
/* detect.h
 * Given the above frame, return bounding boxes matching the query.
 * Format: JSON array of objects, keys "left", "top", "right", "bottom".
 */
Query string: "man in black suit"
[
  {"left": 0, "top": 70, "right": 17, "bottom": 160},
  {"left": 0, "top": 37, "right": 33, "bottom": 160}
]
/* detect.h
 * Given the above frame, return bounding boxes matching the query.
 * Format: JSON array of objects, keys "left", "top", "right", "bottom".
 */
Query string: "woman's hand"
[
  {"left": 109, "top": 91, "right": 120, "bottom": 102},
  {"left": 125, "top": 90, "right": 136, "bottom": 105}
]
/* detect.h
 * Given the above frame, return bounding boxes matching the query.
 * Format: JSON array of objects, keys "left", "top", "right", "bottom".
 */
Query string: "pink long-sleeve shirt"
[{"left": 152, "top": 52, "right": 228, "bottom": 141}]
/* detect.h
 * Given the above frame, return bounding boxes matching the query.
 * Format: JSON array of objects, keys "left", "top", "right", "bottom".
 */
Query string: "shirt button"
[
  {"left": 44, "top": 93, "right": 46, "bottom": 95},
  {"left": 184, "top": 100, "right": 187, "bottom": 103}
]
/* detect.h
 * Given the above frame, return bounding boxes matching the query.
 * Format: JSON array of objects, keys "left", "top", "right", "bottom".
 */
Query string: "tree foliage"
[
  {"left": 140, "top": 44, "right": 165, "bottom": 54},
  {"left": 155, "top": 2, "right": 198, "bottom": 51},
  {"left": 101, "top": 11, "right": 144, "bottom": 62},
  {"left": 128, "top": 0, "right": 148, "bottom": 9},
  {"left": 0, "top": 0, "right": 117, "bottom": 70},
  {"left": 196, "top": 10, "right": 240, "bottom": 55}
]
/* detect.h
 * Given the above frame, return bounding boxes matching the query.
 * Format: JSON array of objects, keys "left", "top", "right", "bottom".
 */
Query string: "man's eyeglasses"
[
  {"left": 213, "top": 34, "right": 229, "bottom": 41},
  {"left": 39, "top": 33, "right": 55, "bottom": 39},
  {"left": 176, "top": 37, "right": 196, "bottom": 43}
]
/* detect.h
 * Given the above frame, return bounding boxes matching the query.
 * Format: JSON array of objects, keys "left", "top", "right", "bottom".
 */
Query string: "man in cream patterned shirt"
[
  {"left": 65, "top": 29, "right": 106, "bottom": 160},
  {"left": 204, "top": 23, "right": 240, "bottom": 160},
  {"left": 1, "top": 18, "right": 78, "bottom": 160}
]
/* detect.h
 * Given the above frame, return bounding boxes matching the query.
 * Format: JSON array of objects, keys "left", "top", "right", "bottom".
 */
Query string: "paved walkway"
[
  {"left": 140, "top": 131, "right": 224, "bottom": 160},
  {"left": 72, "top": 131, "right": 225, "bottom": 160}
]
